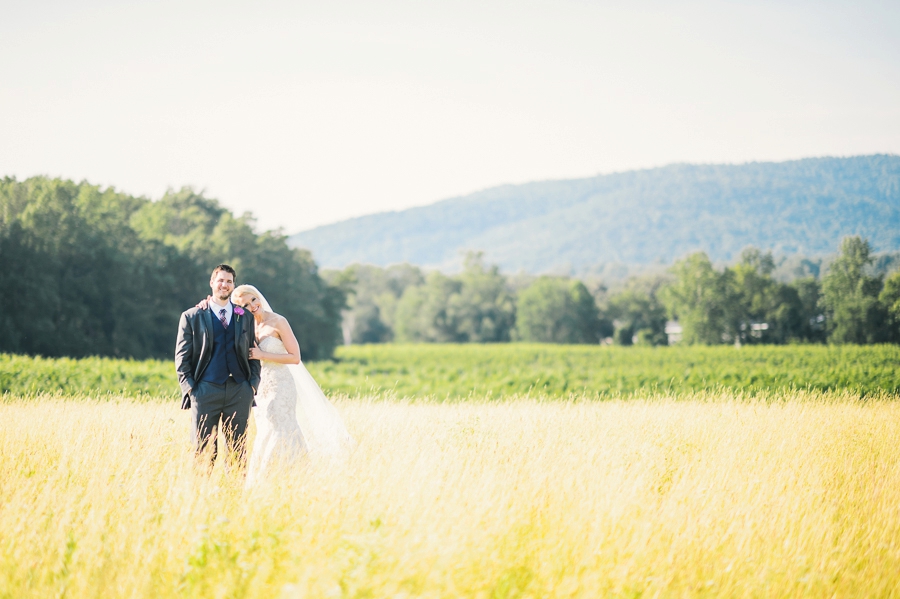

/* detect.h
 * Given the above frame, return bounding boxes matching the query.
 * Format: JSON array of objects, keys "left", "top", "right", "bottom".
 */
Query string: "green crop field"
[
  {"left": 0, "top": 353, "right": 176, "bottom": 398},
  {"left": 314, "top": 343, "right": 900, "bottom": 399},
  {"left": 2, "top": 343, "right": 898, "bottom": 400}
]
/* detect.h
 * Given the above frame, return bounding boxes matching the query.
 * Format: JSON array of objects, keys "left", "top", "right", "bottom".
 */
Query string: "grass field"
[
  {"left": 3, "top": 345, "right": 899, "bottom": 596},
  {"left": 3, "top": 343, "right": 899, "bottom": 399},
  {"left": 2, "top": 392, "right": 899, "bottom": 597}
]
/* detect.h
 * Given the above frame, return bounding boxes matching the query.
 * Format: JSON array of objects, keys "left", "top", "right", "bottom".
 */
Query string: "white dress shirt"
[{"left": 209, "top": 299, "right": 233, "bottom": 327}]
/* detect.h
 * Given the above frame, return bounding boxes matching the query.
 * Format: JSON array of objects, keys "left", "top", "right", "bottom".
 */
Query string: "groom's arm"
[
  {"left": 249, "top": 358, "right": 261, "bottom": 395},
  {"left": 175, "top": 312, "right": 196, "bottom": 409},
  {"left": 248, "top": 317, "right": 261, "bottom": 394}
]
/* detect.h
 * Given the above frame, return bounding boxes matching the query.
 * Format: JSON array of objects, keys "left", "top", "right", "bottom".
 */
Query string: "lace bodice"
[
  {"left": 254, "top": 335, "right": 303, "bottom": 434},
  {"left": 257, "top": 334, "right": 295, "bottom": 393},
  {"left": 258, "top": 335, "right": 288, "bottom": 356}
]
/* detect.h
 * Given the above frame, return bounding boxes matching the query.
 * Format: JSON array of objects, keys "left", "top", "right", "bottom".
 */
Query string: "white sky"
[{"left": 2, "top": 0, "right": 898, "bottom": 233}]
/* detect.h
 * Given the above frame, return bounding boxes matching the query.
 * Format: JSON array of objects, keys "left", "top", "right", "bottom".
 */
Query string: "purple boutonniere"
[{"left": 234, "top": 306, "right": 245, "bottom": 321}]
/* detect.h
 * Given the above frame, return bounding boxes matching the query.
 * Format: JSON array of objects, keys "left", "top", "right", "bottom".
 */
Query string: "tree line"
[
  {"left": 328, "top": 238, "right": 900, "bottom": 346},
  {"left": 3, "top": 175, "right": 898, "bottom": 358},
  {"left": 0, "top": 177, "right": 345, "bottom": 360}
]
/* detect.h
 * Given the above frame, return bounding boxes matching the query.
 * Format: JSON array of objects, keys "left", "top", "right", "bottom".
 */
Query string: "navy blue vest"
[{"left": 201, "top": 308, "right": 247, "bottom": 384}]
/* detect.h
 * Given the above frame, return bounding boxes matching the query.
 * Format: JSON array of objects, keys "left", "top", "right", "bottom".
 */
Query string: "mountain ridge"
[{"left": 288, "top": 155, "right": 900, "bottom": 274}]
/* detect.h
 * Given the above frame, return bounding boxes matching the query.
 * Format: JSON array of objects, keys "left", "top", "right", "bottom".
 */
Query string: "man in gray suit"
[{"left": 175, "top": 264, "right": 261, "bottom": 468}]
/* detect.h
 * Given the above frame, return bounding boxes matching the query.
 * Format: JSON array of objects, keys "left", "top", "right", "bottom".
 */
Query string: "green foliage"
[
  {"left": 515, "top": 277, "right": 609, "bottom": 343},
  {"left": 661, "top": 253, "right": 728, "bottom": 344},
  {"left": 821, "top": 236, "right": 890, "bottom": 344},
  {"left": 395, "top": 271, "right": 465, "bottom": 342},
  {"left": 0, "top": 177, "right": 345, "bottom": 360},
  {"left": 660, "top": 246, "right": 855, "bottom": 346},
  {"left": 329, "top": 263, "right": 425, "bottom": 343},
  {"left": 880, "top": 270, "right": 900, "bottom": 339},
  {"left": 0, "top": 177, "right": 190, "bottom": 358},
  {"left": 454, "top": 253, "right": 517, "bottom": 342},
  {"left": 791, "top": 277, "right": 828, "bottom": 342},
  {"left": 607, "top": 281, "right": 668, "bottom": 346},
  {"left": 350, "top": 253, "right": 517, "bottom": 344},
  {"left": 722, "top": 249, "right": 816, "bottom": 345},
  {"left": 329, "top": 237, "right": 898, "bottom": 349},
  {"left": 725, "top": 249, "right": 776, "bottom": 340}
]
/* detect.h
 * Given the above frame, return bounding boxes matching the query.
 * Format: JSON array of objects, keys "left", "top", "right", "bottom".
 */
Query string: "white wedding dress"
[{"left": 246, "top": 334, "right": 353, "bottom": 486}]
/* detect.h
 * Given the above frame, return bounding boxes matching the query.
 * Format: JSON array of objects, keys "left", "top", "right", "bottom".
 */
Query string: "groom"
[{"left": 175, "top": 264, "right": 261, "bottom": 467}]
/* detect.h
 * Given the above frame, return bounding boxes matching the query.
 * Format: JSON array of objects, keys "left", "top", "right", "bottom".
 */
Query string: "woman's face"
[{"left": 238, "top": 294, "right": 263, "bottom": 314}]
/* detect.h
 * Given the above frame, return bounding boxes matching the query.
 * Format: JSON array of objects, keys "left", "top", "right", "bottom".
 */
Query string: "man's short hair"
[{"left": 210, "top": 264, "right": 237, "bottom": 281}]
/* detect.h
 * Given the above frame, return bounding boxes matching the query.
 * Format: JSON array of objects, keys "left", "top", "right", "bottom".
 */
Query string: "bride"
[{"left": 228, "top": 284, "right": 353, "bottom": 484}]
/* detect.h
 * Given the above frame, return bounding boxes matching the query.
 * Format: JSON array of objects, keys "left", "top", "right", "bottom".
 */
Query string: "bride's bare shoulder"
[
  {"left": 259, "top": 312, "right": 291, "bottom": 335},
  {"left": 261, "top": 311, "right": 282, "bottom": 324},
  {"left": 269, "top": 313, "right": 292, "bottom": 327}
]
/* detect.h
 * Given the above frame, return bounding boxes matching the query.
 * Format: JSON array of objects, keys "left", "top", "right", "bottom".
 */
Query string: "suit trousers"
[{"left": 190, "top": 377, "right": 254, "bottom": 467}]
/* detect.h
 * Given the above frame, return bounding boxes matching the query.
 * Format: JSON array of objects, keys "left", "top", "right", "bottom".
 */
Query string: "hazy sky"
[{"left": 2, "top": 0, "right": 898, "bottom": 233}]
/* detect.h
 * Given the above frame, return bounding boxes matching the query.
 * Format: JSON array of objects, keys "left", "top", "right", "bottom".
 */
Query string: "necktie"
[{"left": 219, "top": 308, "right": 228, "bottom": 328}]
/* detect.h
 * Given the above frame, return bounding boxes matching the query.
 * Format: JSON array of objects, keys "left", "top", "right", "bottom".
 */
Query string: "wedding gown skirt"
[
  {"left": 247, "top": 335, "right": 353, "bottom": 485},
  {"left": 247, "top": 336, "right": 308, "bottom": 484}
]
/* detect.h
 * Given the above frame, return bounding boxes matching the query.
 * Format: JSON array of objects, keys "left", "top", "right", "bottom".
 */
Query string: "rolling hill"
[{"left": 288, "top": 155, "right": 900, "bottom": 274}]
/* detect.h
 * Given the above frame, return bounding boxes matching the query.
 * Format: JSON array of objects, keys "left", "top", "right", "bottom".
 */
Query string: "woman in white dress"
[{"left": 229, "top": 284, "right": 353, "bottom": 484}]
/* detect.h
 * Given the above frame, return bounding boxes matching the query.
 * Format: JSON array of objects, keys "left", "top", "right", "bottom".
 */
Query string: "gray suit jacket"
[{"left": 174, "top": 303, "right": 261, "bottom": 409}]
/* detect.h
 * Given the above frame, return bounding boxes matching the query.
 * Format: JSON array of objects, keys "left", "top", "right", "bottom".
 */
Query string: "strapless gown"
[{"left": 247, "top": 336, "right": 308, "bottom": 483}]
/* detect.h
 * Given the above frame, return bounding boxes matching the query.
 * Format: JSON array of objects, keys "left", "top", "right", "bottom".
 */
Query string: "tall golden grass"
[{"left": 1, "top": 393, "right": 899, "bottom": 597}]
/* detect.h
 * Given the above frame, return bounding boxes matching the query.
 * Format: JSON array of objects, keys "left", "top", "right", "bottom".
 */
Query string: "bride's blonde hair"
[{"left": 231, "top": 284, "right": 268, "bottom": 311}]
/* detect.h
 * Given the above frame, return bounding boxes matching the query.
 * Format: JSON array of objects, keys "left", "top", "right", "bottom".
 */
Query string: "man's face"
[{"left": 210, "top": 270, "right": 235, "bottom": 302}]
